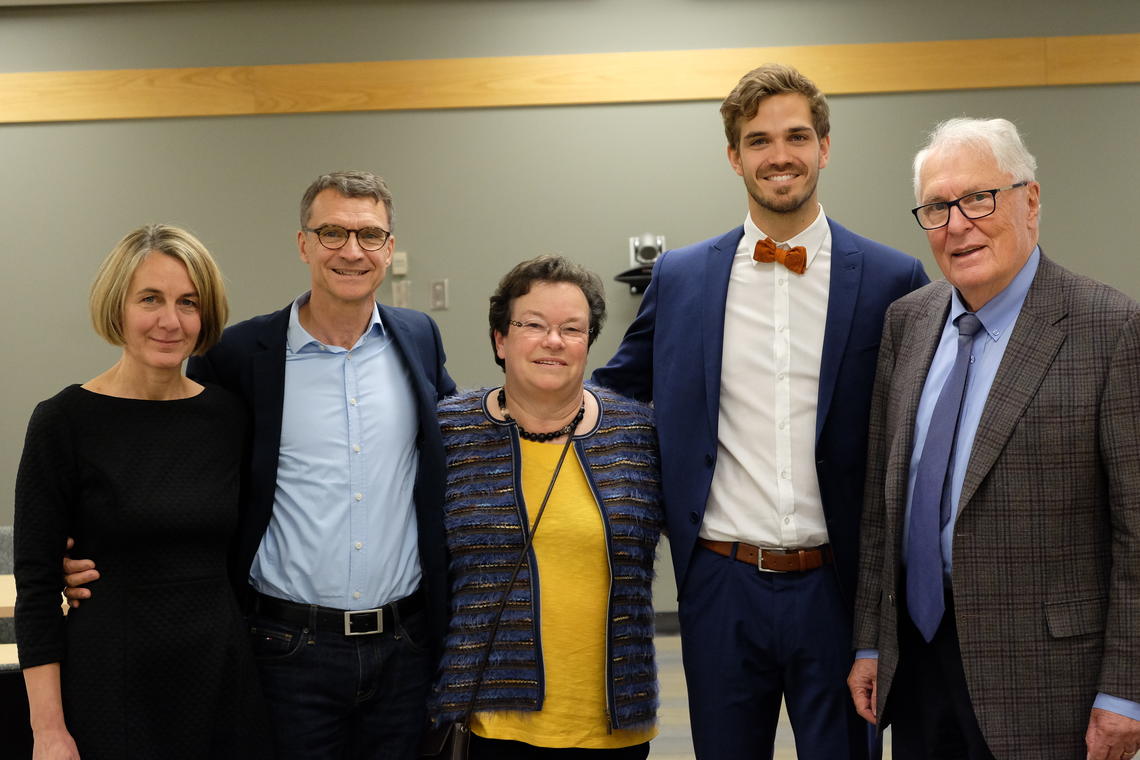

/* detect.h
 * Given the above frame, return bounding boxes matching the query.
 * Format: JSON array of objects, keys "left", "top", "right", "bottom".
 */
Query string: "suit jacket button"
[
  {"left": 704, "top": 453, "right": 714, "bottom": 467},
  {"left": 689, "top": 511, "right": 700, "bottom": 524}
]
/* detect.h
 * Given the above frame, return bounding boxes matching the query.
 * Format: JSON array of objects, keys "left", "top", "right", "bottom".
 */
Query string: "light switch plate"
[
  {"left": 392, "top": 279, "right": 411, "bottom": 308},
  {"left": 391, "top": 250, "right": 409, "bottom": 276},
  {"left": 430, "top": 279, "right": 449, "bottom": 310}
]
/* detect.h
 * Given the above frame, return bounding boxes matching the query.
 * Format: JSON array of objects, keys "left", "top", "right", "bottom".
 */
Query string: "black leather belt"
[{"left": 252, "top": 589, "right": 425, "bottom": 636}]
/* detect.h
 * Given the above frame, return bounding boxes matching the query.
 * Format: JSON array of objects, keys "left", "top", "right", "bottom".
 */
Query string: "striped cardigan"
[{"left": 430, "top": 386, "right": 663, "bottom": 730}]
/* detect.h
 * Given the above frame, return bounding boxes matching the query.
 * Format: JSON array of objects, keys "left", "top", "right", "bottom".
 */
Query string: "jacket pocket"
[{"left": 1044, "top": 596, "right": 1107, "bottom": 638}]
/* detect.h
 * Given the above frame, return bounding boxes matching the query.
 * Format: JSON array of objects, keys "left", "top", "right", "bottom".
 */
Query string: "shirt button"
[
  {"left": 778, "top": 420, "right": 787, "bottom": 430},
  {"left": 353, "top": 444, "right": 361, "bottom": 453},
  {"left": 354, "top": 542, "right": 363, "bottom": 550},
  {"left": 784, "top": 517, "right": 791, "bottom": 525},
  {"left": 352, "top": 591, "right": 361, "bottom": 600},
  {"left": 781, "top": 470, "right": 790, "bottom": 479},
  {"left": 354, "top": 493, "right": 363, "bottom": 502},
  {"left": 350, "top": 398, "right": 358, "bottom": 406},
  {"left": 778, "top": 278, "right": 786, "bottom": 286}
]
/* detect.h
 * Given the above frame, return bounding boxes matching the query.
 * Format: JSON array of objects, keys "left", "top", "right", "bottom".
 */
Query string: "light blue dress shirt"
[
  {"left": 249, "top": 293, "right": 422, "bottom": 611},
  {"left": 901, "top": 248, "right": 1039, "bottom": 578},
  {"left": 863, "top": 247, "right": 1140, "bottom": 720}
]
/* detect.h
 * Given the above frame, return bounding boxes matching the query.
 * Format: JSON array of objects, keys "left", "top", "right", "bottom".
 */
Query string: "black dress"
[{"left": 14, "top": 384, "right": 271, "bottom": 759}]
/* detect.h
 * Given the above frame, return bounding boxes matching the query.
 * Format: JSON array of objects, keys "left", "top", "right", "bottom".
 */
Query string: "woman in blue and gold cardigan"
[{"left": 431, "top": 255, "right": 663, "bottom": 759}]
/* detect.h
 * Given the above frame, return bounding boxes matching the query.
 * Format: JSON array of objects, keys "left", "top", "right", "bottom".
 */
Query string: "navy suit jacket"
[
  {"left": 594, "top": 218, "right": 928, "bottom": 607},
  {"left": 187, "top": 301, "right": 457, "bottom": 652}
]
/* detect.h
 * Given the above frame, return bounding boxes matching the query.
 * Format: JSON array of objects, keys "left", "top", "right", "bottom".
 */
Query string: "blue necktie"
[{"left": 907, "top": 312, "right": 984, "bottom": 642}]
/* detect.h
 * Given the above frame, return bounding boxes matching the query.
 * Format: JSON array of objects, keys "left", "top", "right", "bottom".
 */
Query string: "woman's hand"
[{"left": 32, "top": 726, "right": 80, "bottom": 760}]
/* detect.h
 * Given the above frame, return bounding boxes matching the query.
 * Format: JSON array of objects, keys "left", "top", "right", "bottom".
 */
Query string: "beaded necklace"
[{"left": 497, "top": 387, "right": 585, "bottom": 443}]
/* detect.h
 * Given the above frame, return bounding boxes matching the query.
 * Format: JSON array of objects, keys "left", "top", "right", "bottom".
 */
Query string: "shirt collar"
[
  {"left": 286, "top": 291, "right": 386, "bottom": 353},
  {"left": 741, "top": 204, "right": 828, "bottom": 271},
  {"left": 949, "top": 246, "right": 1041, "bottom": 342}
]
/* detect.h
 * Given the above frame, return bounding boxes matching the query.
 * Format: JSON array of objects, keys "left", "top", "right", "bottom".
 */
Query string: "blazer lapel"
[
  {"left": 378, "top": 304, "right": 435, "bottom": 439},
  {"left": 958, "top": 256, "right": 1067, "bottom": 510},
  {"left": 702, "top": 228, "right": 743, "bottom": 436},
  {"left": 816, "top": 219, "right": 862, "bottom": 443}
]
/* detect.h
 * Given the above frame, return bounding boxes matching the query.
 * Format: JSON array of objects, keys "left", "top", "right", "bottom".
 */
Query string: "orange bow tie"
[{"left": 753, "top": 237, "right": 807, "bottom": 275}]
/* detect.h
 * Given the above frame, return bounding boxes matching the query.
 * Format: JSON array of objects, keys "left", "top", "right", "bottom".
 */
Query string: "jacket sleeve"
[
  {"left": 852, "top": 301, "right": 903, "bottom": 651},
  {"left": 1097, "top": 309, "right": 1140, "bottom": 702},
  {"left": 591, "top": 253, "right": 667, "bottom": 402},
  {"left": 14, "top": 400, "right": 76, "bottom": 669}
]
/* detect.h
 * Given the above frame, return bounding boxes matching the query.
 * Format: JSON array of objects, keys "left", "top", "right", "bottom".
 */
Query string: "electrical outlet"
[{"left": 430, "top": 279, "right": 449, "bottom": 310}]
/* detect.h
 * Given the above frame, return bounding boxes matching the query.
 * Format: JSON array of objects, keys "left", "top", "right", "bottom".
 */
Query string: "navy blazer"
[
  {"left": 594, "top": 219, "right": 928, "bottom": 607},
  {"left": 187, "top": 301, "right": 457, "bottom": 652}
]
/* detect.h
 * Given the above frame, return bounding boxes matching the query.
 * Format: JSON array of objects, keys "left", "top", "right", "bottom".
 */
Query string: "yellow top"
[{"left": 470, "top": 440, "right": 657, "bottom": 749}]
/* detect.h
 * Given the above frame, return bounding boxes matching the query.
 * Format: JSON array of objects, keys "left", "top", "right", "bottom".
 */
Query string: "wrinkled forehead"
[{"left": 919, "top": 144, "right": 1006, "bottom": 200}]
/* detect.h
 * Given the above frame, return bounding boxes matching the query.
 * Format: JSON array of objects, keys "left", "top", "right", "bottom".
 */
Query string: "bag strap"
[{"left": 458, "top": 427, "right": 576, "bottom": 725}]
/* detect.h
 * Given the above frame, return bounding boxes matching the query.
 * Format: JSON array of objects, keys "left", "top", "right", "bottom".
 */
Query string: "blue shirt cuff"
[
  {"left": 856, "top": 649, "right": 880, "bottom": 660},
  {"left": 1094, "top": 693, "right": 1140, "bottom": 721}
]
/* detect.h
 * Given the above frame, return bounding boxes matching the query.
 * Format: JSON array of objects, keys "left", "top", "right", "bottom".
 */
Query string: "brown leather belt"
[{"left": 698, "top": 538, "right": 834, "bottom": 572}]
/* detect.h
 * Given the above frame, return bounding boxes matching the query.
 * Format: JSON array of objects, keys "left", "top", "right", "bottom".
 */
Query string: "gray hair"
[
  {"left": 299, "top": 171, "right": 395, "bottom": 231},
  {"left": 913, "top": 118, "right": 1037, "bottom": 201}
]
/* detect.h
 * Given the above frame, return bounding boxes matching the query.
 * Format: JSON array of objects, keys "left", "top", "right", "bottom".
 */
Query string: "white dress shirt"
[{"left": 701, "top": 206, "right": 832, "bottom": 549}]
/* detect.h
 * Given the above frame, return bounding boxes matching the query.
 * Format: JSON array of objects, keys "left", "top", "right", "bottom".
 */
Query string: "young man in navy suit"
[
  {"left": 65, "top": 172, "right": 455, "bottom": 759},
  {"left": 594, "top": 64, "right": 928, "bottom": 759}
]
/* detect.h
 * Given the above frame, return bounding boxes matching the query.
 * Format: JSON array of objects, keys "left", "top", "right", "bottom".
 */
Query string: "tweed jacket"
[
  {"left": 853, "top": 254, "right": 1140, "bottom": 758},
  {"left": 430, "top": 386, "right": 663, "bottom": 730}
]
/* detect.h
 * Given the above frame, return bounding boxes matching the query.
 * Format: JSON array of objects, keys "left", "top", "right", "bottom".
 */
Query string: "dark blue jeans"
[{"left": 248, "top": 605, "right": 433, "bottom": 760}]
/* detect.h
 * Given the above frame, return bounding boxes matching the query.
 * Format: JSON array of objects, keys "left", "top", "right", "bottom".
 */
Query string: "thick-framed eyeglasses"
[
  {"left": 911, "top": 181, "right": 1029, "bottom": 230},
  {"left": 303, "top": 224, "right": 391, "bottom": 251},
  {"left": 509, "top": 319, "right": 593, "bottom": 343}
]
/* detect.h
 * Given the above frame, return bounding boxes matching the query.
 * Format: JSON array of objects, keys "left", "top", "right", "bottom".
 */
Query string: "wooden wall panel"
[{"left": 1, "top": 34, "right": 1136, "bottom": 125}]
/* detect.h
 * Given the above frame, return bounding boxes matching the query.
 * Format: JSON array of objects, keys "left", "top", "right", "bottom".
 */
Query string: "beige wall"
[{"left": 2, "top": 1, "right": 1138, "bottom": 610}]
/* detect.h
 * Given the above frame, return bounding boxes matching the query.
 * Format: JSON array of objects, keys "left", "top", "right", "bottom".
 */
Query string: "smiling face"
[
  {"left": 120, "top": 252, "right": 201, "bottom": 373},
  {"left": 919, "top": 145, "right": 1040, "bottom": 311},
  {"left": 728, "top": 93, "right": 830, "bottom": 233},
  {"left": 298, "top": 189, "right": 394, "bottom": 309},
  {"left": 493, "top": 281, "right": 591, "bottom": 399}
]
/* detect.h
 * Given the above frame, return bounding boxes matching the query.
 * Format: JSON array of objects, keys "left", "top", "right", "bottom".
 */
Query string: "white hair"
[{"left": 913, "top": 117, "right": 1038, "bottom": 201}]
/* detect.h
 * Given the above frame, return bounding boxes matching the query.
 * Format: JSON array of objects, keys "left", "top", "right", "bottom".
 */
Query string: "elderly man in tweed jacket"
[{"left": 848, "top": 117, "right": 1140, "bottom": 760}]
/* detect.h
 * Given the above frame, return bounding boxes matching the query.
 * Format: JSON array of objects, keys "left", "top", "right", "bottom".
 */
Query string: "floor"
[{"left": 651, "top": 635, "right": 893, "bottom": 759}]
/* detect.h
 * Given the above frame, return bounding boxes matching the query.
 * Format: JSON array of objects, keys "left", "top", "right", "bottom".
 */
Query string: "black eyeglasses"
[
  {"left": 303, "top": 224, "right": 391, "bottom": 251},
  {"left": 911, "top": 182, "right": 1029, "bottom": 230}
]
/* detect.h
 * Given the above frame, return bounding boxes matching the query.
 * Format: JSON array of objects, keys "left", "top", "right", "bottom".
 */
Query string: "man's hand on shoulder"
[
  {"left": 1086, "top": 708, "right": 1140, "bottom": 760},
  {"left": 61, "top": 537, "right": 98, "bottom": 609}
]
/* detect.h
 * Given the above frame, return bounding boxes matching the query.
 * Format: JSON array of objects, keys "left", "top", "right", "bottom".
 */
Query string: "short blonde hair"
[{"left": 90, "top": 224, "right": 229, "bottom": 355}]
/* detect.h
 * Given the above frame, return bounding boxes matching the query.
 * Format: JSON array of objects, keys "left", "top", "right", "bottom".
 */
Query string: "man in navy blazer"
[
  {"left": 594, "top": 65, "right": 928, "bottom": 759},
  {"left": 67, "top": 171, "right": 455, "bottom": 759}
]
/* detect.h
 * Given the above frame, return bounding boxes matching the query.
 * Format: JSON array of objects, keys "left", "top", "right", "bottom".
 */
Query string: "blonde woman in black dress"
[{"left": 15, "top": 225, "right": 269, "bottom": 759}]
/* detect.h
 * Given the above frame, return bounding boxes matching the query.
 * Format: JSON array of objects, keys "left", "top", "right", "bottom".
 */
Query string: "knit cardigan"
[{"left": 430, "top": 386, "right": 663, "bottom": 730}]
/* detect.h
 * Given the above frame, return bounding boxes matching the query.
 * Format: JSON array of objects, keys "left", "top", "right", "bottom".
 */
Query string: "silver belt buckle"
[
  {"left": 344, "top": 607, "right": 383, "bottom": 636},
  {"left": 756, "top": 548, "right": 777, "bottom": 573},
  {"left": 756, "top": 546, "right": 792, "bottom": 573}
]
